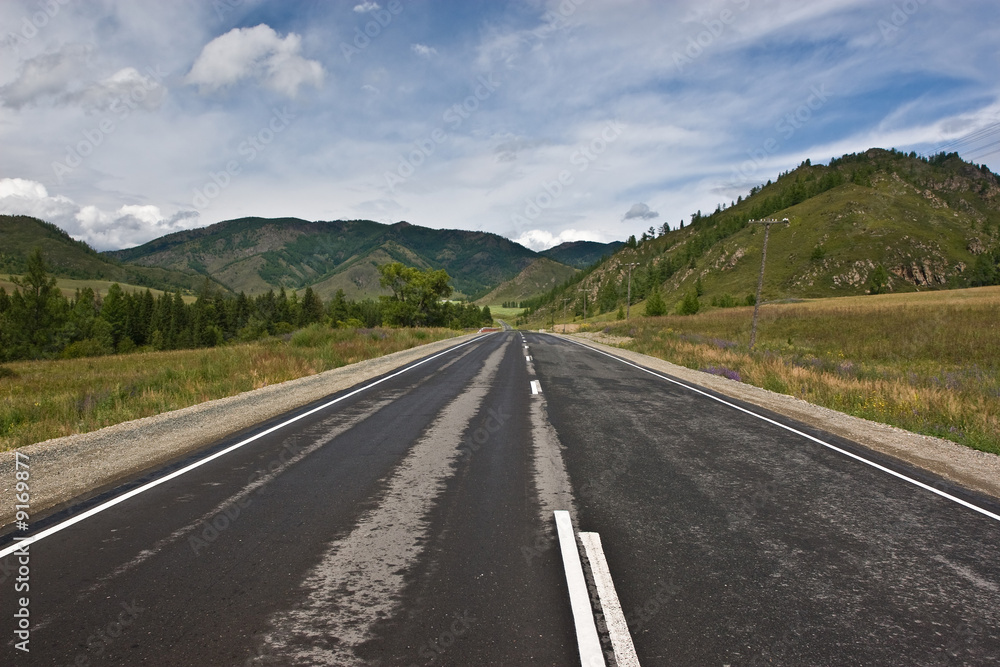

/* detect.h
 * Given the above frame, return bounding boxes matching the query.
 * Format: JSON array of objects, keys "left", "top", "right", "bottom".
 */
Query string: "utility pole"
[
  {"left": 561, "top": 297, "right": 571, "bottom": 333},
  {"left": 624, "top": 262, "right": 639, "bottom": 320},
  {"left": 579, "top": 287, "right": 588, "bottom": 322},
  {"left": 748, "top": 218, "right": 789, "bottom": 350}
]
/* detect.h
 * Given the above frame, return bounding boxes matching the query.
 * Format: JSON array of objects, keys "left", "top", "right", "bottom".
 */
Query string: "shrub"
[
  {"left": 645, "top": 287, "right": 667, "bottom": 316},
  {"left": 61, "top": 338, "right": 112, "bottom": 359},
  {"left": 676, "top": 291, "right": 701, "bottom": 315}
]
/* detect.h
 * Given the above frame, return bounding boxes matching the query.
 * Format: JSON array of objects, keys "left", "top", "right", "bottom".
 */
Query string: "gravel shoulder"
[
  {"left": 565, "top": 332, "right": 1000, "bottom": 501},
  {"left": 0, "top": 334, "right": 479, "bottom": 529}
]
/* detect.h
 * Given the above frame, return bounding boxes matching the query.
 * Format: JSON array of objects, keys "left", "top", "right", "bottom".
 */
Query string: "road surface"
[{"left": 2, "top": 331, "right": 998, "bottom": 666}]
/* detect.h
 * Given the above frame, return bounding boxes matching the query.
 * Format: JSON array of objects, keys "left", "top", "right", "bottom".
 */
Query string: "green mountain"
[
  {"left": 475, "top": 258, "right": 579, "bottom": 305},
  {"left": 525, "top": 149, "right": 1000, "bottom": 319},
  {"left": 0, "top": 215, "right": 229, "bottom": 294},
  {"left": 540, "top": 240, "right": 624, "bottom": 268},
  {"left": 105, "top": 217, "right": 547, "bottom": 300}
]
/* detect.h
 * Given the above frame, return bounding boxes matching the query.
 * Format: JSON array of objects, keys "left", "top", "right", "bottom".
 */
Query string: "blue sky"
[{"left": 1, "top": 0, "right": 998, "bottom": 250}]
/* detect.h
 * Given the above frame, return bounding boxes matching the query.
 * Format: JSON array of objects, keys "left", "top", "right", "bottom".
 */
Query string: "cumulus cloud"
[
  {"left": 353, "top": 2, "right": 380, "bottom": 12},
  {"left": 411, "top": 43, "right": 437, "bottom": 58},
  {"left": 0, "top": 178, "right": 51, "bottom": 200},
  {"left": 0, "top": 44, "right": 93, "bottom": 109},
  {"left": 622, "top": 202, "right": 659, "bottom": 220},
  {"left": 185, "top": 24, "right": 324, "bottom": 97},
  {"left": 0, "top": 178, "right": 199, "bottom": 249},
  {"left": 514, "top": 228, "right": 603, "bottom": 251}
]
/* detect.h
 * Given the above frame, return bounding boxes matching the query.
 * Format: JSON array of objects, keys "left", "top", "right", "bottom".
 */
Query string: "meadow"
[
  {"left": 482, "top": 304, "right": 523, "bottom": 320},
  {"left": 588, "top": 286, "right": 1000, "bottom": 455},
  {"left": 0, "top": 325, "right": 458, "bottom": 451},
  {"left": 0, "top": 275, "right": 197, "bottom": 302}
]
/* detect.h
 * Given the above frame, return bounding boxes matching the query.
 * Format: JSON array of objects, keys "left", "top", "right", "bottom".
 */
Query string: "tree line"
[{"left": 0, "top": 252, "right": 492, "bottom": 362}]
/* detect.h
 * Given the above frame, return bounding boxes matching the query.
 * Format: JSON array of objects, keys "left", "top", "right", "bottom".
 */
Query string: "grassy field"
[
  {"left": 0, "top": 325, "right": 459, "bottom": 451},
  {"left": 1, "top": 275, "right": 197, "bottom": 302},
  {"left": 484, "top": 305, "right": 524, "bottom": 320},
  {"left": 585, "top": 286, "right": 1000, "bottom": 455}
]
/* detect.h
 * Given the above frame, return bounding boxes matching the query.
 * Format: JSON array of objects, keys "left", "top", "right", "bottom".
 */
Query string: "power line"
[{"left": 924, "top": 122, "right": 1000, "bottom": 159}]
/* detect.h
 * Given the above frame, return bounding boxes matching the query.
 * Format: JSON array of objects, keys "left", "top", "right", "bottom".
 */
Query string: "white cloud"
[
  {"left": 185, "top": 24, "right": 323, "bottom": 97},
  {"left": 0, "top": 178, "right": 50, "bottom": 199},
  {"left": 353, "top": 2, "right": 380, "bottom": 12},
  {"left": 514, "top": 228, "right": 604, "bottom": 251},
  {"left": 623, "top": 202, "right": 658, "bottom": 220},
  {"left": 411, "top": 43, "right": 437, "bottom": 58},
  {"left": 66, "top": 67, "right": 167, "bottom": 112},
  {"left": 0, "top": 178, "right": 200, "bottom": 249},
  {"left": 0, "top": 44, "right": 93, "bottom": 109}
]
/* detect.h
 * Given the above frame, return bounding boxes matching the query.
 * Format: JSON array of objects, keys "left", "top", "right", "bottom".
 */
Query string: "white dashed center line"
[{"left": 554, "top": 511, "right": 605, "bottom": 667}]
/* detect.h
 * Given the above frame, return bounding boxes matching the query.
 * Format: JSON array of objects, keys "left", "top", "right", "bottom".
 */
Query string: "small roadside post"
[{"left": 748, "top": 218, "right": 789, "bottom": 350}]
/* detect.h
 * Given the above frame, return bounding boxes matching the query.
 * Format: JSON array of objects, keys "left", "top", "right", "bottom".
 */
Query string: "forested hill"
[
  {"left": 521, "top": 149, "right": 1000, "bottom": 321},
  {"left": 105, "top": 217, "right": 546, "bottom": 300},
  {"left": 0, "top": 215, "right": 229, "bottom": 294}
]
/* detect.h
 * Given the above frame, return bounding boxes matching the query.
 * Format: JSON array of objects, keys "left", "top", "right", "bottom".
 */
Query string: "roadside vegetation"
[
  {"left": 578, "top": 286, "right": 1000, "bottom": 456},
  {"left": 0, "top": 251, "right": 492, "bottom": 362},
  {"left": 0, "top": 325, "right": 458, "bottom": 451}
]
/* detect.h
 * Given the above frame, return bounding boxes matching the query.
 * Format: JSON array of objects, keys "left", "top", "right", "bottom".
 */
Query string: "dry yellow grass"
[
  {"left": 0, "top": 326, "right": 458, "bottom": 451},
  {"left": 591, "top": 286, "right": 1000, "bottom": 455}
]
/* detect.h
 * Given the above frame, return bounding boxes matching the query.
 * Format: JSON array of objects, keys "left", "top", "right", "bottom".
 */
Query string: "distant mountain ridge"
[
  {"left": 540, "top": 240, "right": 625, "bottom": 268},
  {"left": 105, "top": 217, "right": 556, "bottom": 300}
]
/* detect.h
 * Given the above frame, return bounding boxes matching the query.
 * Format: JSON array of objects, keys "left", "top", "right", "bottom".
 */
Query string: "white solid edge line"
[
  {"left": 530, "top": 380, "right": 542, "bottom": 394},
  {"left": 580, "top": 532, "right": 640, "bottom": 667},
  {"left": 0, "top": 334, "right": 493, "bottom": 559},
  {"left": 554, "top": 511, "right": 606, "bottom": 667},
  {"left": 559, "top": 336, "right": 1000, "bottom": 524}
]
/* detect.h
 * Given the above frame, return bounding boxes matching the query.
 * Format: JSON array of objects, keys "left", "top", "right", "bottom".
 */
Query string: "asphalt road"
[{"left": 2, "top": 331, "right": 999, "bottom": 666}]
